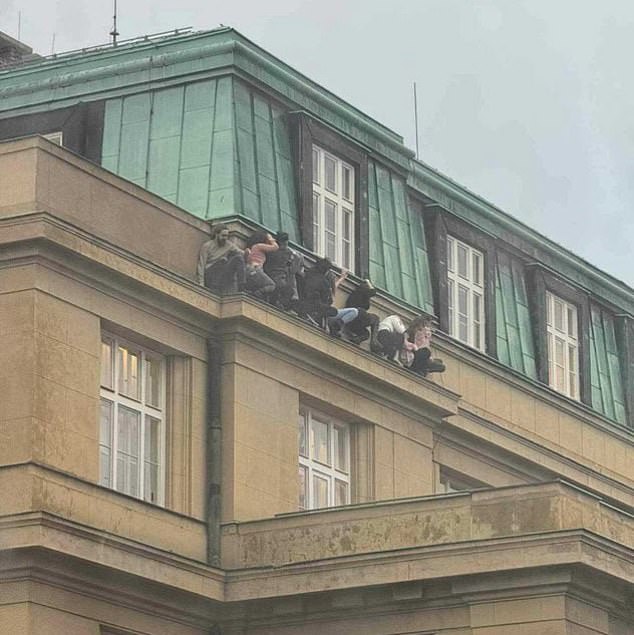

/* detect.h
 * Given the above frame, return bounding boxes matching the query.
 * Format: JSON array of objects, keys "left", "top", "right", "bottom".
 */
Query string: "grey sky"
[{"left": 3, "top": 0, "right": 632, "bottom": 287}]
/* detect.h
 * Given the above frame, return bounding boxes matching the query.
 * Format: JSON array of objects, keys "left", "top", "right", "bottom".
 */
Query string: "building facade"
[{"left": 0, "top": 28, "right": 632, "bottom": 635}]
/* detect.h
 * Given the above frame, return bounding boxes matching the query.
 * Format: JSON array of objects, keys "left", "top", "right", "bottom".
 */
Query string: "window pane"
[
  {"left": 145, "top": 416, "right": 160, "bottom": 463},
  {"left": 298, "top": 413, "right": 307, "bottom": 457},
  {"left": 311, "top": 417, "right": 330, "bottom": 465},
  {"left": 457, "top": 244, "right": 468, "bottom": 278},
  {"left": 117, "top": 406, "right": 140, "bottom": 496},
  {"left": 458, "top": 285, "right": 469, "bottom": 342},
  {"left": 568, "top": 345, "right": 578, "bottom": 399},
  {"left": 312, "top": 192, "right": 320, "bottom": 253},
  {"left": 335, "top": 479, "right": 348, "bottom": 506},
  {"left": 472, "top": 252, "right": 481, "bottom": 285},
  {"left": 473, "top": 292, "right": 482, "bottom": 322},
  {"left": 99, "top": 399, "right": 113, "bottom": 487},
  {"left": 145, "top": 356, "right": 161, "bottom": 408},
  {"left": 325, "top": 200, "right": 336, "bottom": 232},
  {"left": 144, "top": 416, "right": 160, "bottom": 503},
  {"left": 567, "top": 306, "right": 577, "bottom": 339},
  {"left": 334, "top": 425, "right": 348, "bottom": 473},
  {"left": 342, "top": 165, "right": 352, "bottom": 201},
  {"left": 101, "top": 338, "right": 113, "bottom": 389},
  {"left": 118, "top": 345, "right": 140, "bottom": 400},
  {"left": 342, "top": 208, "right": 351, "bottom": 241},
  {"left": 448, "top": 279, "right": 454, "bottom": 335},
  {"left": 312, "top": 147, "right": 320, "bottom": 184},
  {"left": 554, "top": 300, "right": 564, "bottom": 332},
  {"left": 325, "top": 155, "right": 336, "bottom": 192},
  {"left": 298, "top": 466, "right": 307, "bottom": 510},
  {"left": 555, "top": 338, "right": 565, "bottom": 392},
  {"left": 313, "top": 473, "right": 329, "bottom": 508},
  {"left": 447, "top": 237, "right": 454, "bottom": 273}
]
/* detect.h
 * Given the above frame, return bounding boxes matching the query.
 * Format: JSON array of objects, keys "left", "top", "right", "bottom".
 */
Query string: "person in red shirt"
[{"left": 244, "top": 231, "right": 279, "bottom": 299}]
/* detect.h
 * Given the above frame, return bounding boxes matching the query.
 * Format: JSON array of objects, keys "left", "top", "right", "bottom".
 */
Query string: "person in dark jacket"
[
  {"left": 263, "top": 231, "right": 304, "bottom": 310},
  {"left": 297, "top": 257, "right": 345, "bottom": 328},
  {"left": 343, "top": 279, "right": 380, "bottom": 348}
]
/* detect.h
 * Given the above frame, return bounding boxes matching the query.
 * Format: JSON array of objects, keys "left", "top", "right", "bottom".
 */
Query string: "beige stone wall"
[{"left": 435, "top": 342, "right": 634, "bottom": 504}]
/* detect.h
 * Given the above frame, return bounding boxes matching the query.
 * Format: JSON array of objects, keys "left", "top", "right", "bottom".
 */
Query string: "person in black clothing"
[
  {"left": 263, "top": 231, "right": 304, "bottom": 310},
  {"left": 297, "top": 257, "right": 342, "bottom": 327},
  {"left": 343, "top": 279, "right": 381, "bottom": 349}
]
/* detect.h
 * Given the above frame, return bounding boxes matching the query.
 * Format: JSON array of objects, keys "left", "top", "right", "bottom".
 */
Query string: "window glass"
[
  {"left": 546, "top": 292, "right": 579, "bottom": 400},
  {"left": 311, "top": 417, "right": 330, "bottom": 465},
  {"left": 99, "top": 333, "right": 165, "bottom": 504},
  {"left": 145, "top": 356, "right": 161, "bottom": 408},
  {"left": 311, "top": 145, "right": 355, "bottom": 271},
  {"left": 325, "top": 155, "right": 337, "bottom": 192},
  {"left": 342, "top": 165, "right": 352, "bottom": 201},
  {"left": 117, "top": 406, "right": 140, "bottom": 497},
  {"left": 457, "top": 244, "right": 468, "bottom": 278},
  {"left": 118, "top": 344, "right": 140, "bottom": 400},
  {"left": 447, "top": 236, "right": 486, "bottom": 351},
  {"left": 312, "top": 147, "right": 320, "bottom": 184},
  {"left": 299, "top": 408, "right": 350, "bottom": 510},
  {"left": 298, "top": 413, "right": 308, "bottom": 458},
  {"left": 298, "top": 466, "right": 307, "bottom": 510},
  {"left": 334, "top": 424, "right": 348, "bottom": 473},
  {"left": 101, "top": 338, "right": 114, "bottom": 390},
  {"left": 335, "top": 479, "right": 348, "bottom": 506},
  {"left": 313, "top": 473, "right": 329, "bottom": 508},
  {"left": 99, "top": 399, "right": 113, "bottom": 487}
]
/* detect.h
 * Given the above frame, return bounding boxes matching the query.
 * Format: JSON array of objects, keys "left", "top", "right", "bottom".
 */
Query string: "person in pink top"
[{"left": 244, "top": 231, "right": 279, "bottom": 299}]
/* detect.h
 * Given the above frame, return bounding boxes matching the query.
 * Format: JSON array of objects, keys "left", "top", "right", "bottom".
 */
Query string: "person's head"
[
  {"left": 360, "top": 278, "right": 377, "bottom": 296},
  {"left": 408, "top": 315, "right": 432, "bottom": 335},
  {"left": 276, "top": 231, "right": 289, "bottom": 246},
  {"left": 314, "top": 257, "right": 332, "bottom": 274},
  {"left": 246, "top": 230, "right": 270, "bottom": 249},
  {"left": 211, "top": 223, "right": 230, "bottom": 245}
]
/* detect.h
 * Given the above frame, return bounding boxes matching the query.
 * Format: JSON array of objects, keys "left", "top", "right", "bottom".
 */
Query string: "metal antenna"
[
  {"left": 51, "top": 32, "right": 56, "bottom": 55},
  {"left": 110, "top": 0, "right": 120, "bottom": 46},
  {"left": 17, "top": 11, "right": 22, "bottom": 40},
  {"left": 413, "top": 82, "right": 420, "bottom": 160}
]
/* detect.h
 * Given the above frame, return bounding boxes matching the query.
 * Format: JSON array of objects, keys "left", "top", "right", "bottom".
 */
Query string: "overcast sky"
[{"left": 3, "top": 1, "right": 632, "bottom": 288}]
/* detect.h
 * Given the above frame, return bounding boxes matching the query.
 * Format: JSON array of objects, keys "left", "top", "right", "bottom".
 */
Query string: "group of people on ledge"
[{"left": 197, "top": 223, "right": 446, "bottom": 378}]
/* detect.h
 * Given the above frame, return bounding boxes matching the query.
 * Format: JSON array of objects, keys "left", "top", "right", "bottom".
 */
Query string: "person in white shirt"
[{"left": 376, "top": 315, "right": 445, "bottom": 377}]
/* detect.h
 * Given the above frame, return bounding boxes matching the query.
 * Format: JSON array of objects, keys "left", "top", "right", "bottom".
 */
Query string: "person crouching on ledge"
[
  {"left": 244, "top": 231, "right": 279, "bottom": 300},
  {"left": 197, "top": 223, "right": 246, "bottom": 295},
  {"left": 376, "top": 315, "right": 445, "bottom": 377}
]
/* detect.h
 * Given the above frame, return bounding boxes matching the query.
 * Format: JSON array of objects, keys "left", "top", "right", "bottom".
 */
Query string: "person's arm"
[
  {"left": 334, "top": 269, "right": 349, "bottom": 291},
  {"left": 258, "top": 241, "right": 279, "bottom": 253}
]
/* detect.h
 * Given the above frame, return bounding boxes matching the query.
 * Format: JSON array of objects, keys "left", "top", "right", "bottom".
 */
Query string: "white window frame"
[
  {"left": 99, "top": 332, "right": 166, "bottom": 505},
  {"left": 298, "top": 407, "right": 350, "bottom": 510},
  {"left": 312, "top": 144, "right": 355, "bottom": 271},
  {"left": 447, "top": 235, "right": 486, "bottom": 351},
  {"left": 42, "top": 131, "right": 63, "bottom": 146},
  {"left": 546, "top": 291, "right": 579, "bottom": 400}
]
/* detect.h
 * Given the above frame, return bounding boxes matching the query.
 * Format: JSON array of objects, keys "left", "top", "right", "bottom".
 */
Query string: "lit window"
[
  {"left": 298, "top": 408, "right": 350, "bottom": 510},
  {"left": 546, "top": 291, "right": 579, "bottom": 399},
  {"left": 312, "top": 145, "right": 355, "bottom": 271},
  {"left": 447, "top": 235, "right": 485, "bottom": 350},
  {"left": 100, "top": 333, "right": 165, "bottom": 504}
]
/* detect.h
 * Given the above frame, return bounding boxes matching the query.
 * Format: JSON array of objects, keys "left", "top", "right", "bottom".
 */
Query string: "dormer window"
[
  {"left": 292, "top": 114, "right": 369, "bottom": 277},
  {"left": 311, "top": 145, "right": 355, "bottom": 270}
]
